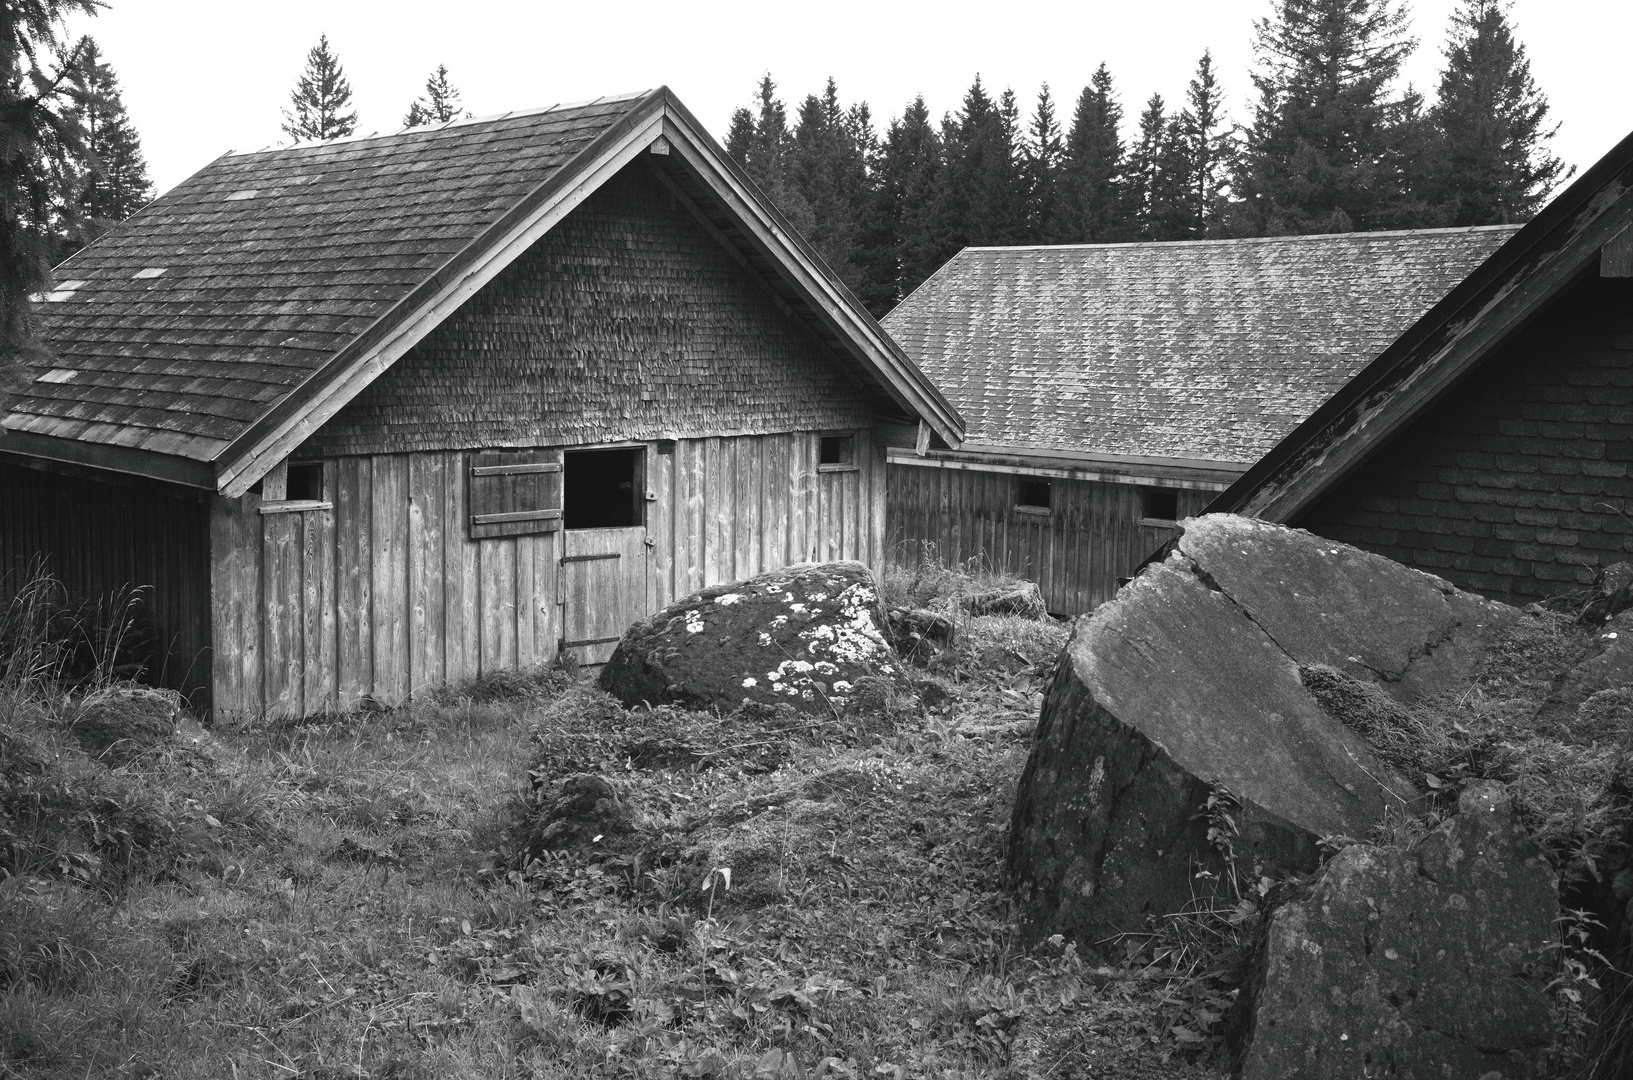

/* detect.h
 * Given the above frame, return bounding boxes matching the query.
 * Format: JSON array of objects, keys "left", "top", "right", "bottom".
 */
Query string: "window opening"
[
  {"left": 819, "top": 434, "right": 854, "bottom": 466},
  {"left": 286, "top": 462, "right": 324, "bottom": 502},
  {"left": 564, "top": 447, "right": 642, "bottom": 529},
  {"left": 1141, "top": 487, "right": 1180, "bottom": 523},
  {"left": 1016, "top": 479, "right": 1052, "bottom": 510}
]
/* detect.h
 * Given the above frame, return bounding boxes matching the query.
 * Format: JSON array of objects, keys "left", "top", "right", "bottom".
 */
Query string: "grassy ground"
[
  {"left": 8, "top": 557, "right": 1626, "bottom": 1079},
  {"left": 0, "top": 573, "right": 1228, "bottom": 1080}
]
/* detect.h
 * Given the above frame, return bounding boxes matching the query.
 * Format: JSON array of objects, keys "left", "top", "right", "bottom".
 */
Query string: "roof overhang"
[
  {"left": 3, "top": 87, "right": 963, "bottom": 495},
  {"left": 889, "top": 443, "right": 1246, "bottom": 491},
  {"left": 1213, "top": 126, "right": 1633, "bottom": 521}
]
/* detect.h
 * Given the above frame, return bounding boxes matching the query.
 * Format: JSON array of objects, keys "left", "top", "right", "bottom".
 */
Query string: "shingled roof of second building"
[{"left": 882, "top": 226, "right": 1518, "bottom": 465}]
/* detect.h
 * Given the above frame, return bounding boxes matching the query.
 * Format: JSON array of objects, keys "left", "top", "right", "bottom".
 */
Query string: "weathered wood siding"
[
  {"left": 0, "top": 460, "right": 212, "bottom": 703},
  {"left": 212, "top": 431, "right": 886, "bottom": 722},
  {"left": 887, "top": 463, "right": 1212, "bottom": 615},
  {"left": 299, "top": 161, "right": 878, "bottom": 459}
]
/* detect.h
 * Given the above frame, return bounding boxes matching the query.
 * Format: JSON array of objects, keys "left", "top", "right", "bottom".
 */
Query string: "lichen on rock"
[{"left": 599, "top": 562, "right": 899, "bottom": 716}]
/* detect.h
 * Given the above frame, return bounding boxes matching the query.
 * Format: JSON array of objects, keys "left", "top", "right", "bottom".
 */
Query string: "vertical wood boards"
[
  {"left": 335, "top": 457, "right": 374, "bottom": 709},
  {"left": 561, "top": 526, "right": 649, "bottom": 667},
  {"left": 202, "top": 430, "right": 886, "bottom": 721},
  {"left": 0, "top": 461, "right": 212, "bottom": 708},
  {"left": 208, "top": 493, "right": 260, "bottom": 724},
  {"left": 883, "top": 463, "right": 1211, "bottom": 617}
]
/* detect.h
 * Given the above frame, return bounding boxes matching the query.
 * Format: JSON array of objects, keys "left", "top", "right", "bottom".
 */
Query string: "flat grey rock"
[
  {"left": 1236, "top": 782, "right": 1556, "bottom": 1080},
  {"left": 1008, "top": 515, "right": 1516, "bottom": 947}
]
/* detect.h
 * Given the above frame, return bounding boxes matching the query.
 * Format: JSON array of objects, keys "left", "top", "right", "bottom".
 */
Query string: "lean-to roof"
[{"left": 882, "top": 227, "right": 1516, "bottom": 466}]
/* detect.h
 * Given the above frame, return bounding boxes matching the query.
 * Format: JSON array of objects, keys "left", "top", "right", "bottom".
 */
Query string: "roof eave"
[
  {"left": 0, "top": 429, "right": 215, "bottom": 489},
  {"left": 1213, "top": 131, "right": 1633, "bottom": 521}
]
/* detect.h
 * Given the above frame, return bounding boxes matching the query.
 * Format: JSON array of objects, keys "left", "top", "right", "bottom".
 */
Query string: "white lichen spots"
[
  {"left": 741, "top": 677, "right": 758, "bottom": 688},
  {"left": 770, "top": 615, "right": 789, "bottom": 629},
  {"left": 813, "top": 661, "right": 839, "bottom": 675},
  {"left": 766, "top": 669, "right": 782, "bottom": 682},
  {"left": 806, "top": 592, "right": 829, "bottom": 602},
  {"left": 758, "top": 632, "right": 772, "bottom": 647},
  {"left": 715, "top": 593, "right": 744, "bottom": 606},
  {"left": 684, "top": 609, "right": 705, "bottom": 634},
  {"left": 789, "top": 603, "right": 808, "bottom": 614},
  {"left": 832, "top": 680, "right": 852, "bottom": 694}
]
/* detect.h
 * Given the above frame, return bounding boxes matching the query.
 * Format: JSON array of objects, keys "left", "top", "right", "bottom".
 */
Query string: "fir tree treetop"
[{"left": 282, "top": 34, "right": 357, "bottom": 143}]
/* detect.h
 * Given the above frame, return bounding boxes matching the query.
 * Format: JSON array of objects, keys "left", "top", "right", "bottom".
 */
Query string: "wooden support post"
[
  {"left": 916, "top": 420, "right": 931, "bottom": 456},
  {"left": 262, "top": 459, "right": 288, "bottom": 500},
  {"left": 1602, "top": 226, "right": 1633, "bottom": 277}
]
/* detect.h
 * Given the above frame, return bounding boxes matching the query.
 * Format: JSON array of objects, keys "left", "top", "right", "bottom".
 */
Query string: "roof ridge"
[
  {"left": 232, "top": 90, "right": 655, "bottom": 157},
  {"left": 961, "top": 224, "right": 1522, "bottom": 255}
]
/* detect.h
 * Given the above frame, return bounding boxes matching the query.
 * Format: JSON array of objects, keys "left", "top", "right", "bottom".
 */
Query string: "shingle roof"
[
  {"left": 12, "top": 93, "right": 649, "bottom": 464},
  {"left": 5, "top": 87, "right": 962, "bottom": 491},
  {"left": 882, "top": 227, "right": 1518, "bottom": 464}
]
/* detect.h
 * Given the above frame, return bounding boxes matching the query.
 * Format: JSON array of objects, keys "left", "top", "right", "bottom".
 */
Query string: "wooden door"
[{"left": 560, "top": 526, "right": 650, "bottom": 667}]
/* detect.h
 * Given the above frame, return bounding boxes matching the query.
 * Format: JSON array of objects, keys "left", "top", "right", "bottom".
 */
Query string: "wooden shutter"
[{"left": 467, "top": 448, "right": 563, "bottom": 539}]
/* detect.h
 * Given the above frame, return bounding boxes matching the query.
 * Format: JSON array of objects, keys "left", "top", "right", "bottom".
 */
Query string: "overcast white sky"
[{"left": 67, "top": 1, "right": 1628, "bottom": 198}]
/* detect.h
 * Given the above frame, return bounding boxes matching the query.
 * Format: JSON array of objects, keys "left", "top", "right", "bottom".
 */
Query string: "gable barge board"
[
  {"left": 653, "top": 108, "right": 961, "bottom": 447},
  {"left": 1219, "top": 126, "right": 1633, "bottom": 522},
  {"left": 216, "top": 96, "right": 671, "bottom": 497}
]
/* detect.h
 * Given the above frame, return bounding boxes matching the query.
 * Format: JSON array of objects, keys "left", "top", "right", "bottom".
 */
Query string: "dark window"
[
  {"left": 565, "top": 447, "right": 642, "bottom": 529},
  {"left": 1017, "top": 479, "right": 1052, "bottom": 510},
  {"left": 286, "top": 462, "right": 324, "bottom": 501},
  {"left": 1141, "top": 487, "right": 1180, "bottom": 523},
  {"left": 819, "top": 434, "right": 854, "bottom": 466}
]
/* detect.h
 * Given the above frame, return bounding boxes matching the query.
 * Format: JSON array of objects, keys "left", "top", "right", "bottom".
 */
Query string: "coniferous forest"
[{"left": 725, "top": 0, "right": 1567, "bottom": 315}]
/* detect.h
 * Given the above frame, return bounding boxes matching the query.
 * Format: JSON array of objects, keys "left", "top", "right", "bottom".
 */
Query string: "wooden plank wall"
[
  {"left": 0, "top": 460, "right": 213, "bottom": 704},
  {"left": 885, "top": 464, "right": 1213, "bottom": 616},
  {"left": 212, "top": 429, "right": 884, "bottom": 722}
]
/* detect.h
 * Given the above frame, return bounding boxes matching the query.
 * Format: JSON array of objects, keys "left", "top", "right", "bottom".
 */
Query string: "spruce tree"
[
  {"left": 1232, "top": 0, "right": 1418, "bottom": 234},
  {"left": 1149, "top": 117, "right": 1199, "bottom": 239},
  {"left": 790, "top": 79, "right": 869, "bottom": 293},
  {"left": 875, "top": 95, "right": 945, "bottom": 300},
  {"left": 0, "top": 1, "right": 99, "bottom": 378},
  {"left": 61, "top": 37, "right": 151, "bottom": 250},
  {"left": 1427, "top": 0, "right": 1565, "bottom": 224},
  {"left": 1020, "top": 84, "right": 1062, "bottom": 243},
  {"left": 1180, "top": 51, "right": 1230, "bottom": 235},
  {"left": 404, "top": 64, "right": 468, "bottom": 127},
  {"left": 736, "top": 75, "right": 813, "bottom": 233},
  {"left": 281, "top": 34, "right": 357, "bottom": 143},
  {"left": 1055, "top": 64, "right": 1126, "bottom": 243},
  {"left": 1126, "top": 93, "right": 1167, "bottom": 234}
]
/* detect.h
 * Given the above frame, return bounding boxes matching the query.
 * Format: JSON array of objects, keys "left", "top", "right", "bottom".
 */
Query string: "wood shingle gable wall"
[
  {"left": 5, "top": 87, "right": 961, "bottom": 495},
  {"left": 300, "top": 165, "right": 876, "bottom": 457}
]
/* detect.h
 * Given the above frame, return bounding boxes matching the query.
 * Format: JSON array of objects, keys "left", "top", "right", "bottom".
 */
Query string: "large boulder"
[
  {"left": 1235, "top": 781, "right": 1557, "bottom": 1080},
  {"left": 599, "top": 562, "right": 897, "bottom": 716},
  {"left": 1008, "top": 515, "right": 1516, "bottom": 946}
]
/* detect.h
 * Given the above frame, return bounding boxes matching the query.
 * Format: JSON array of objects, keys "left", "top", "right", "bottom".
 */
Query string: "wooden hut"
[
  {"left": 0, "top": 88, "right": 962, "bottom": 722},
  {"left": 880, "top": 229, "right": 1513, "bottom": 615},
  {"left": 1214, "top": 128, "right": 1633, "bottom": 607}
]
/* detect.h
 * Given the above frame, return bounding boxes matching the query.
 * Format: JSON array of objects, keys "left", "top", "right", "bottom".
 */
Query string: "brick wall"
[
  {"left": 302, "top": 159, "right": 876, "bottom": 458},
  {"left": 1296, "top": 274, "right": 1633, "bottom": 606}
]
